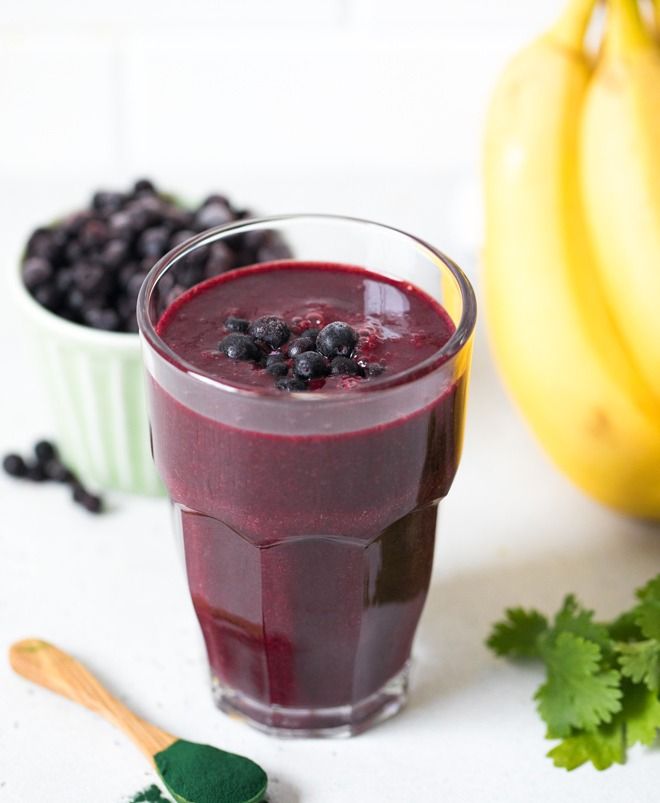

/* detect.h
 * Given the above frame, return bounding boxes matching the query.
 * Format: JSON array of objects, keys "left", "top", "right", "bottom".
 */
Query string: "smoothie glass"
[{"left": 137, "top": 215, "right": 476, "bottom": 737}]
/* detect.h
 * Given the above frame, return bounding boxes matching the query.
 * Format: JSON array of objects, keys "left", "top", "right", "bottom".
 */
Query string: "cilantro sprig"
[{"left": 486, "top": 574, "right": 660, "bottom": 770}]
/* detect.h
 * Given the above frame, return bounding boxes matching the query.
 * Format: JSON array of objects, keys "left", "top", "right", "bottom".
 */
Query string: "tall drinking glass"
[{"left": 137, "top": 215, "right": 476, "bottom": 737}]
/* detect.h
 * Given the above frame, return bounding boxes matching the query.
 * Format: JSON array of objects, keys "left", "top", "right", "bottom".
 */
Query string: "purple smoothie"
[{"left": 149, "top": 260, "right": 466, "bottom": 732}]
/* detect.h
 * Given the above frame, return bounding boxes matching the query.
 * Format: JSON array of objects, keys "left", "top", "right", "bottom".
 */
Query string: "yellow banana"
[
  {"left": 580, "top": 0, "right": 660, "bottom": 400},
  {"left": 483, "top": 0, "right": 660, "bottom": 517}
]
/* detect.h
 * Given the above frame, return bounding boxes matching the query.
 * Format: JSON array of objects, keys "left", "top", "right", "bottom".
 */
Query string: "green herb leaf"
[
  {"left": 617, "top": 640, "right": 660, "bottom": 692},
  {"left": 607, "top": 610, "right": 643, "bottom": 643},
  {"left": 550, "top": 594, "right": 611, "bottom": 652},
  {"left": 535, "top": 632, "right": 622, "bottom": 737},
  {"left": 624, "top": 683, "right": 660, "bottom": 747},
  {"left": 547, "top": 718, "right": 625, "bottom": 771},
  {"left": 486, "top": 607, "right": 548, "bottom": 658},
  {"left": 634, "top": 577, "right": 660, "bottom": 640},
  {"left": 486, "top": 574, "right": 660, "bottom": 772}
]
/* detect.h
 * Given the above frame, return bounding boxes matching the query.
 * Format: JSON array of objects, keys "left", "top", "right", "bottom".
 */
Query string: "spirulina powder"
[
  {"left": 129, "top": 785, "right": 172, "bottom": 802},
  {"left": 155, "top": 739, "right": 267, "bottom": 803}
]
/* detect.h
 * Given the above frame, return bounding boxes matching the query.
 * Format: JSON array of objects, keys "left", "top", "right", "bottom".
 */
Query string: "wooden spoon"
[{"left": 9, "top": 639, "right": 267, "bottom": 803}]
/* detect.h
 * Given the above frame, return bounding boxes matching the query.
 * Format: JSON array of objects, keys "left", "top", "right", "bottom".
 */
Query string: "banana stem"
[
  {"left": 604, "top": 0, "right": 654, "bottom": 56},
  {"left": 550, "top": 0, "right": 599, "bottom": 49}
]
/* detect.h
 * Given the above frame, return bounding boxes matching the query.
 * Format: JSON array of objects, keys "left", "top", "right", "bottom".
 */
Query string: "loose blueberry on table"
[{"left": 2, "top": 441, "right": 103, "bottom": 513}]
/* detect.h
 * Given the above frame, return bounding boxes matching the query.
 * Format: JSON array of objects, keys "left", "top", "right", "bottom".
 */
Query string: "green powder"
[
  {"left": 129, "top": 785, "right": 172, "bottom": 803},
  {"left": 154, "top": 739, "right": 267, "bottom": 803}
]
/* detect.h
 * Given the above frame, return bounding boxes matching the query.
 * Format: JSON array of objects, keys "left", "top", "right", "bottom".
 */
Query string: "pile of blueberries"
[
  {"left": 2, "top": 441, "right": 103, "bottom": 513},
  {"left": 220, "top": 316, "right": 384, "bottom": 391},
  {"left": 22, "top": 179, "right": 289, "bottom": 333}
]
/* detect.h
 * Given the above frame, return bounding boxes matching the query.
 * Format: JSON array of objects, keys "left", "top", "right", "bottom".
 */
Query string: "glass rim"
[{"left": 136, "top": 213, "right": 477, "bottom": 401}]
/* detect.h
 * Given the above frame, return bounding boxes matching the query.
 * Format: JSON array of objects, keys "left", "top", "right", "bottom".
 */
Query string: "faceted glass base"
[{"left": 211, "top": 661, "right": 410, "bottom": 738}]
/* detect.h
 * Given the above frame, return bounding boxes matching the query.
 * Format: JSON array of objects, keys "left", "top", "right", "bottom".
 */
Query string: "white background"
[{"left": 2, "top": 1, "right": 660, "bottom": 802}]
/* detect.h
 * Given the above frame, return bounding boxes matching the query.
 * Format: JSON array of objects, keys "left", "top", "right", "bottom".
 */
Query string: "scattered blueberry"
[
  {"left": 316, "top": 322, "right": 358, "bottom": 358},
  {"left": 287, "top": 336, "right": 316, "bottom": 358},
  {"left": 366, "top": 362, "right": 385, "bottom": 376},
  {"left": 34, "top": 440, "right": 57, "bottom": 464},
  {"left": 2, "top": 454, "right": 27, "bottom": 478},
  {"left": 276, "top": 376, "right": 308, "bottom": 392},
  {"left": 219, "top": 333, "right": 260, "bottom": 361},
  {"left": 224, "top": 316, "right": 250, "bottom": 334},
  {"left": 293, "top": 351, "right": 329, "bottom": 380},
  {"left": 25, "top": 463, "right": 48, "bottom": 482},
  {"left": 72, "top": 484, "right": 103, "bottom": 514},
  {"left": 249, "top": 316, "right": 290, "bottom": 349},
  {"left": 330, "top": 356, "right": 362, "bottom": 376},
  {"left": 44, "top": 460, "right": 74, "bottom": 483},
  {"left": 266, "top": 352, "right": 286, "bottom": 366},
  {"left": 3, "top": 442, "right": 104, "bottom": 512}
]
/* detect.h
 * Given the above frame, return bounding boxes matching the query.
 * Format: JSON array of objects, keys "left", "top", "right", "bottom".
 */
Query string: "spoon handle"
[{"left": 9, "top": 638, "right": 176, "bottom": 761}]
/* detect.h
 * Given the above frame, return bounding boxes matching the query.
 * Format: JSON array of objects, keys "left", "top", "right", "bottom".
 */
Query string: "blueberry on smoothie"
[
  {"left": 330, "top": 356, "right": 362, "bottom": 376},
  {"left": 224, "top": 316, "right": 250, "bottom": 334},
  {"left": 316, "top": 322, "right": 358, "bottom": 358},
  {"left": 248, "top": 316, "right": 290, "bottom": 349},
  {"left": 219, "top": 333, "right": 260, "bottom": 361},
  {"left": 293, "top": 351, "right": 329, "bottom": 380},
  {"left": 276, "top": 376, "right": 308, "bottom": 392},
  {"left": 287, "top": 336, "right": 316, "bottom": 358}
]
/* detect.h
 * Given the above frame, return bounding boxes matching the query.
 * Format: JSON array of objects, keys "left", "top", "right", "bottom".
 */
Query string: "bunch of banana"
[{"left": 483, "top": 0, "right": 660, "bottom": 517}]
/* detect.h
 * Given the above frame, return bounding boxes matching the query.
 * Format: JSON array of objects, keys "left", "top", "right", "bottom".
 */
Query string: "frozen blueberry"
[
  {"left": 249, "top": 316, "right": 290, "bottom": 348},
  {"left": 25, "top": 462, "right": 47, "bottom": 482},
  {"left": 34, "top": 440, "right": 57, "bottom": 465},
  {"left": 79, "top": 219, "right": 110, "bottom": 250},
  {"left": 23, "top": 257, "right": 53, "bottom": 290},
  {"left": 133, "top": 178, "right": 156, "bottom": 195},
  {"left": 276, "top": 376, "right": 308, "bottom": 392},
  {"left": 92, "top": 191, "right": 125, "bottom": 215},
  {"left": 219, "top": 333, "right": 260, "bottom": 361},
  {"left": 293, "top": 351, "right": 329, "bottom": 380},
  {"left": 303, "top": 328, "right": 320, "bottom": 342},
  {"left": 72, "top": 262, "right": 110, "bottom": 298},
  {"left": 194, "top": 200, "right": 234, "bottom": 230},
  {"left": 287, "top": 336, "right": 316, "bottom": 358},
  {"left": 44, "top": 459, "right": 75, "bottom": 483},
  {"left": 33, "top": 285, "right": 62, "bottom": 312},
  {"left": 26, "top": 228, "right": 57, "bottom": 259},
  {"left": 316, "top": 322, "right": 358, "bottom": 358},
  {"left": 170, "top": 228, "right": 197, "bottom": 249},
  {"left": 205, "top": 241, "right": 235, "bottom": 275},
  {"left": 330, "top": 356, "right": 362, "bottom": 376},
  {"left": 138, "top": 226, "right": 169, "bottom": 258},
  {"left": 266, "top": 361, "right": 288, "bottom": 377},
  {"left": 2, "top": 454, "right": 27, "bottom": 478},
  {"left": 72, "top": 484, "right": 103, "bottom": 513},
  {"left": 224, "top": 316, "right": 250, "bottom": 333},
  {"left": 83, "top": 308, "right": 121, "bottom": 331}
]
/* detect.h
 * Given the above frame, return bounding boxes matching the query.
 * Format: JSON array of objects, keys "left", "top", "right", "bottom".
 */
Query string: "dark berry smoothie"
[{"left": 148, "top": 260, "right": 467, "bottom": 734}]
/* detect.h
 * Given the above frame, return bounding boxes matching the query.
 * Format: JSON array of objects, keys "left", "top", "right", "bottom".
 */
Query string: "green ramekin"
[{"left": 13, "top": 259, "right": 163, "bottom": 495}]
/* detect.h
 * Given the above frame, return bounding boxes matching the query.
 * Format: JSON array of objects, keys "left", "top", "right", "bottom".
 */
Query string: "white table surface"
[{"left": 1, "top": 179, "right": 659, "bottom": 803}]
